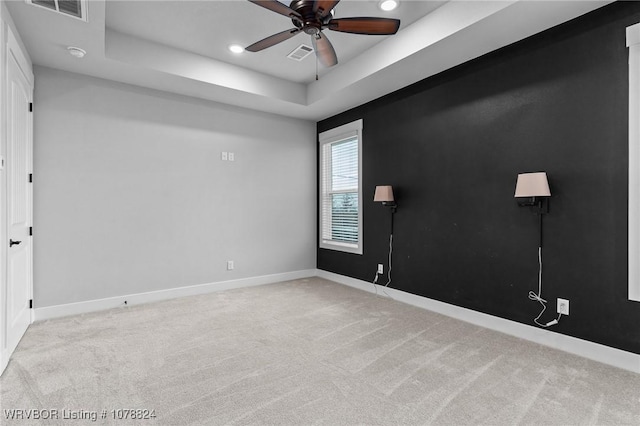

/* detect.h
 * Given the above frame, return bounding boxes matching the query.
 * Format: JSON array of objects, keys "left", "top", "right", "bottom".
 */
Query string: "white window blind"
[{"left": 319, "top": 120, "right": 363, "bottom": 254}]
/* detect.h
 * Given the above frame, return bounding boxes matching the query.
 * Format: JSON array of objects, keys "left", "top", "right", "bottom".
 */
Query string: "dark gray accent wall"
[{"left": 318, "top": 2, "right": 640, "bottom": 354}]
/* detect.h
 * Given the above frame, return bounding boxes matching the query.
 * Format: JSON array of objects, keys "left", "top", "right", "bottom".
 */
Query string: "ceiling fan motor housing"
[{"left": 290, "top": 0, "right": 329, "bottom": 35}]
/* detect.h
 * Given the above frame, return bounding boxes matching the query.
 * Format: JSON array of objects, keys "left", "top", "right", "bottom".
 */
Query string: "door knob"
[{"left": 9, "top": 239, "right": 21, "bottom": 247}]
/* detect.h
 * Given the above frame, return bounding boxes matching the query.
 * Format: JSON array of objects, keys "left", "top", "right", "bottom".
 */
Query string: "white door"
[{"left": 5, "top": 31, "right": 33, "bottom": 360}]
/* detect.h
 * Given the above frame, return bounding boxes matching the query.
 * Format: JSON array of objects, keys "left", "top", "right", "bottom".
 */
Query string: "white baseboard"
[
  {"left": 316, "top": 269, "right": 640, "bottom": 374},
  {"left": 34, "top": 269, "right": 316, "bottom": 321}
]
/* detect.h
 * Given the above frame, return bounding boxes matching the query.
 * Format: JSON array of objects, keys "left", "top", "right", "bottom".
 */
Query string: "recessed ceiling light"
[
  {"left": 228, "top": 44, "right": 244, "bottom": 54},
  {"left": 67, "top": 46, "right": 86, "bottom": 58},
  {"left": 379, "top": 0, "right": 399, "bottom": 12}
]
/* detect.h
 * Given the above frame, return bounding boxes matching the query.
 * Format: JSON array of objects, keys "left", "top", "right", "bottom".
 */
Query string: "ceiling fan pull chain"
[{"left": 316, "top": 55, "right": 319, "bottom": 81}]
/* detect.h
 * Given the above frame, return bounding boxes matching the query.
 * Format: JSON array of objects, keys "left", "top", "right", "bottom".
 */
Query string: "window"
[
  {"left": 628, "top": 23, "right": 640, "bottom": 302},
  {"left": 319, "top": 119, "right": 363, "bottom": 254}
]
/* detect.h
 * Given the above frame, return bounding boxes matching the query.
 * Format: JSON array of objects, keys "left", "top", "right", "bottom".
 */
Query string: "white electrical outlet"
[
  {"left": 221, "top": 151, "right": 228, "bottom": 161},
  {"left": 377, "top": 264, "right": 384, "bottom": 274},
  {"left": 228, "top": 152, "right": 235, "bottom": 161},
  {"left": 227, "top": 260, "right": 234, "bottom": 270},
  {"left": 557, "top": 298, "right": 569, "bottom": 315}
]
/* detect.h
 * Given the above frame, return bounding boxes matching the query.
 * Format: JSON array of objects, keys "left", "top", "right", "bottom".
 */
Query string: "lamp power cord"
[
  {"left": 372, "top": 233, "right": 393, "bottom": 299},
  {"left": 528, "top": 246, "right": 562, "bottom": 327}
]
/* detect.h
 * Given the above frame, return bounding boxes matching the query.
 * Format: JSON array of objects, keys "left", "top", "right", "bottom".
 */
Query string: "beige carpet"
[{"left": 1, "top": 277, "right": 639, "bottom": 425}]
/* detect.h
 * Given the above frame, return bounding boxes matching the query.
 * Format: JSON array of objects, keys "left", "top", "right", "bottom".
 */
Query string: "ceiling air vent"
[
  {"left": 287, "top": 44, "right": 314, "bottom": 61},
  {"left": 26, "top": 0, "right": 87, "bottom": 21}
]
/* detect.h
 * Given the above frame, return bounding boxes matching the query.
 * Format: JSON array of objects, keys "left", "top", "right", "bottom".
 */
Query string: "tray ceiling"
[{"left": 5, "top": 0, "right": 612, "bottom": 120}]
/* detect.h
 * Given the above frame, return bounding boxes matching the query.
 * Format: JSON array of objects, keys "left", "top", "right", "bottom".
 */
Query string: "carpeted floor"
[{"left": 1, "top": 277, "right": 639, "bottom": 425}]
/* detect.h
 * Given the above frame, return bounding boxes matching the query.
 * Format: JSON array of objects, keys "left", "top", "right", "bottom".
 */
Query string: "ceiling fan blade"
[
  {"left": 248, "top": 0, "right": 302, "bottom": 20},
  {"left": 313, "top": 0, "right": 340, "bottom": 18},
  {"left": 312, "top": 32, "right": 337, "bottom": 67},
  {"left": 246, "top": 28, "right": 301, "bottom": 52},
  {"left": 327, "top": 17, "right": 401, "bottom": 35}
]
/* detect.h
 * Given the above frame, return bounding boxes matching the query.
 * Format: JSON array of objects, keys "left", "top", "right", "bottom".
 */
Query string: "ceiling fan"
[{"left": 245, "top": 0, "right": 401, "bottom": 67}]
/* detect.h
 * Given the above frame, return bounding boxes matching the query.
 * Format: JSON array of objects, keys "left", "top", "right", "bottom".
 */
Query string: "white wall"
[{"left": 33, "top": 67, "right": 316, "bottom": 308}]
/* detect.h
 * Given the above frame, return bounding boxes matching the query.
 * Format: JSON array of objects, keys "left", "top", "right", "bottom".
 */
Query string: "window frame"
[
  {"left": 319, "top": 119, "right": 363, "bottom": 255},
  {"left": 628, "top": 23, "right": 640, "bottom": 302}
]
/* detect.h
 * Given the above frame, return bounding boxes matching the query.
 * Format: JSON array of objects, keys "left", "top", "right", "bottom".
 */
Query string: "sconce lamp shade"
[
  {"left": 374, "top": 185, "right": 394, "bottom": 202},
  {"left": 514, "top": 172, "right": 551, "bottom": 198}
]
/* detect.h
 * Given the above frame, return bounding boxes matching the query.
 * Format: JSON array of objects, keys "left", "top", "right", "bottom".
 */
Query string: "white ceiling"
[{"left": 5, "top": 0, "right": 613, "bottom": 121}]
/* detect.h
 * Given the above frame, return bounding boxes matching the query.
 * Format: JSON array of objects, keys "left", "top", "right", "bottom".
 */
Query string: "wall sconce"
[
  {"left": 374, "top": 185, "right": 397, "bottom": 213},
  {"left": 514, "top": 171, "right": 561, "bottom": 328},
  {"left": 514, "top": 171, "right": 550, "bottom": 248},
  {"left": 374, "top": 185, "right": 397, "bottom": 294},
  {"left": 514, "top": 172, "right": 551, "bottom": 214}
]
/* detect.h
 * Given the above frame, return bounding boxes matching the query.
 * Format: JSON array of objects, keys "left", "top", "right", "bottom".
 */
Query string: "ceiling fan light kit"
[{"left": 246, "top": 0, "right": 401, "bottom": 67}]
